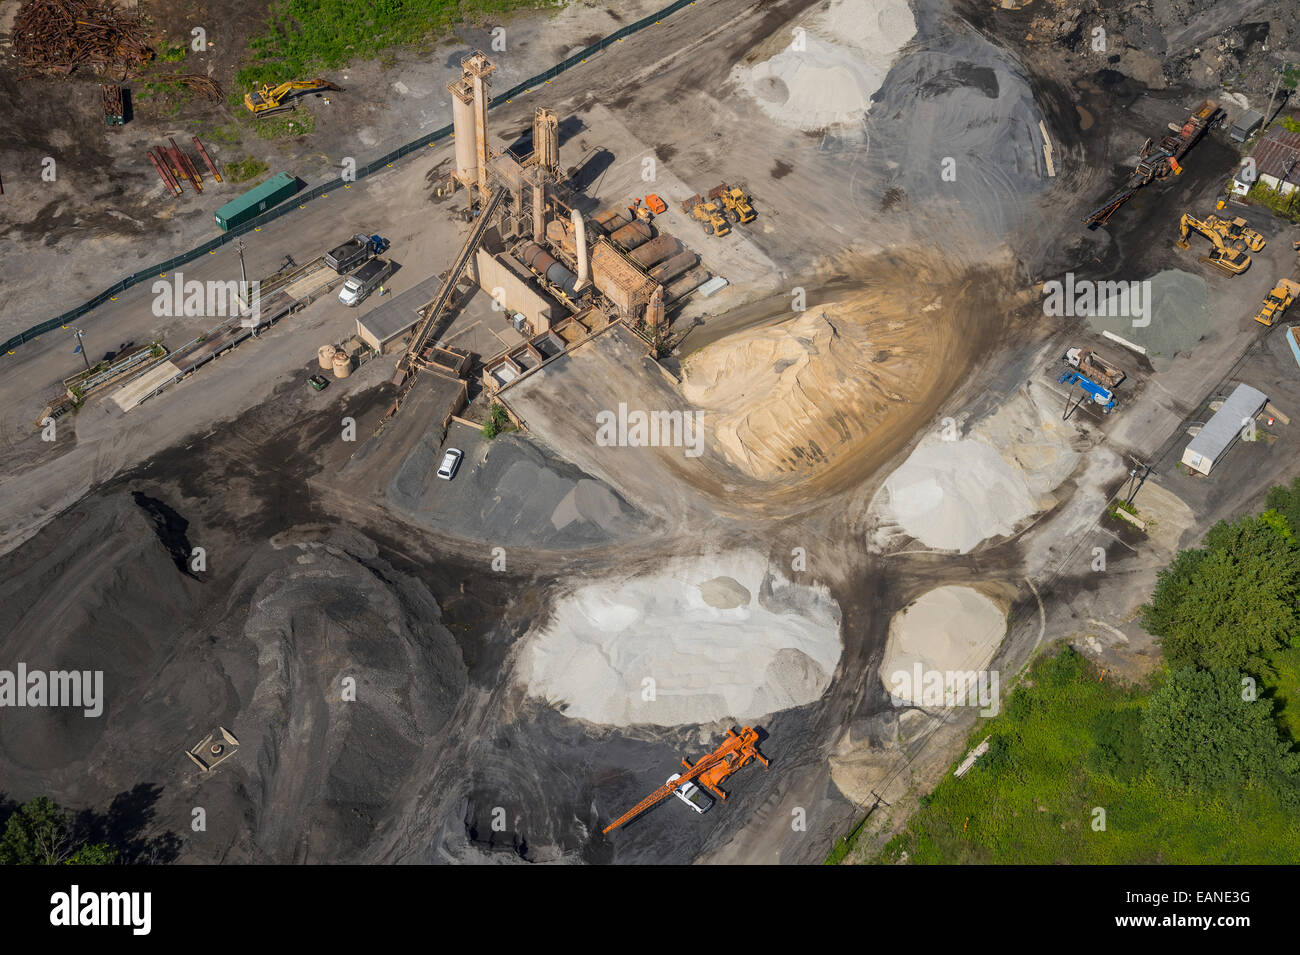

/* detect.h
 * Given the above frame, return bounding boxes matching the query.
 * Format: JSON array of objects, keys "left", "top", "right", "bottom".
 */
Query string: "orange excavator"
[{"left": 602, "top": 726, "right": 770, "bottom": 835}]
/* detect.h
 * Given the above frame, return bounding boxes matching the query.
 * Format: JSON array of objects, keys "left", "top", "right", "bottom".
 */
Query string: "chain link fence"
[{"left": 3, "top": 0, "right": 696, "bottom": 357}]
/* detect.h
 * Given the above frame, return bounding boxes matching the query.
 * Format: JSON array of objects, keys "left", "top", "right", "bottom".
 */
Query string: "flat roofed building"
[{"left": 1181, "top": 383, "right": 1268, "bottom": 475}]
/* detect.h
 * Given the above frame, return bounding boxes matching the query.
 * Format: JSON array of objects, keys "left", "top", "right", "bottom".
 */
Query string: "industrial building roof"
[
  {"left": 1185, "top": 383, "right": 1268, "bottom": 464},
  {"left": 355, "top": 274, "right": 443, "bottom": 345},
  {"left": 1249, "top": 127, "right": 1300, "bottom": 184}
]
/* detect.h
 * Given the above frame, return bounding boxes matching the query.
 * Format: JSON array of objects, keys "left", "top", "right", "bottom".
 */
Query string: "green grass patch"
[
  {"left": 225, "top": 158, "right": 269, "bottom": 183},
  {"left": 253, "top": 111, "right": 316, "bottom": 140},
  {"left": 233, "top": 0, "right": 563, "bottom": 91},
  {"left": 205, "top": 125, "right": 241, "bottom": 144},
  {"left": 871, "top": 647, "right": 1300, "bottom": 864},
  {"left": 158, "top": 42, "right": 188, "bottom": 63},
  {"left": 1246, "top": 179, "right": 1300, "bottom": 223}
]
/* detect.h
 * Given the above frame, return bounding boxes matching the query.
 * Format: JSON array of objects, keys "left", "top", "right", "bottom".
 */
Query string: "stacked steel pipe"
[
  {"left": 13, "top": 0, "right": 151, "bottom": 75},
  {"left": 147, "top": 139, "right": 208, "bottom": 196}
]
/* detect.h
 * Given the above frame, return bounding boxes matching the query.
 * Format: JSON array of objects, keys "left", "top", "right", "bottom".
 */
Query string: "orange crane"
[{"left": 601, "top": 726, "right": 770, "bottom": 834}]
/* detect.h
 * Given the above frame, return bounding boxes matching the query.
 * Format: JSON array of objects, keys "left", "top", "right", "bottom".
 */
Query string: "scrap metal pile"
[
  {"left": 148, "top": 72, "right": 225, "bottom": 102},
  {"left": 13, "top": 0, "right": 151, "bottom": 75}
]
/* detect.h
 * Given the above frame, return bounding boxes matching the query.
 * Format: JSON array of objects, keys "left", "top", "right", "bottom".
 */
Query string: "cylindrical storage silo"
[
  {"left": 610, "top": 220, "right": 652, "bottom": 250},
  {"left": 318, "top": 344, "right": 336, "bottom": 370},
  {"left": 649, "top": 250, "right": 698, "bottom": 284},
  {"left": 628, "top": 234, "right": 680, "bottom": 269},
  {"left": 666, "top": 267, "right": 710, "bottom": 302},
  {"left": 545, "top": 261, "right": 578, "bottom": 297},
  {"left": 332, "top": 351, "right": 352, "bottom": 378},
  {"left": 450, "top": 89, "right": 478, "bottom": 187}
]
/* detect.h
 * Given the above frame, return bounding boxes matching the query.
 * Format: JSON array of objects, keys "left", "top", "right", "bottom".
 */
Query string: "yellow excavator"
[
  {"left": 244, "top": 78, "right": 343, "bottom": 116},
  {"left": 1175, "top": 213, "right": 1252, "bottom": 274}
]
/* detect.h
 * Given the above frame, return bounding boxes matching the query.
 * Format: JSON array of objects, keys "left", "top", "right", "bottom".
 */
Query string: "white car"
[
  {"left": 667, "top": 773, "right": 713, "bottom": 814},
  {"left": 436, "top": 448, "right": 463, "bottom": 480}
]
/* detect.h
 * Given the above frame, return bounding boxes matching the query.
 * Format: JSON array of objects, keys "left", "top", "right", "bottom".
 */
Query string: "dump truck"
[
  {"left": 325, "top": 233, "right": 389, "bottom": 273},
  {"left": 338, "top": 258, "right": 394, "bottom": 306},
  {"left": 1063, "top": 346, "right": 1126, "bottom": 389},
  {"left": 1254, "top": 279, "right": 1300, "bottom": 327}
]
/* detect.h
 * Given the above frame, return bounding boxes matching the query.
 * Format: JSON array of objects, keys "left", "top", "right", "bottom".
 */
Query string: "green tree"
[
  {"left": 1266, "top": 477, "right": 1300, "bottom": 536},
  {"left": 0, "top": 797, "right": 71, "bottom": 865},
  {"left": 0, "top": 797, "right": 117, "bottom": 865},
  {"left": 66, "top": 844, "right": 117, "bottom": 865},
  {"left": 1142, "top": 668, "right": 1300, "bottom": 796},
  {"left": 1141, "top": 515, "right": 1300, "bottom": 670}
]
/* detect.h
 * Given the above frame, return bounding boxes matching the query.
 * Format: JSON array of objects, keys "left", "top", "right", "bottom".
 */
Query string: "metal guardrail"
[{"left": 2, "top": 0, "right": 698, "bottom": 359}]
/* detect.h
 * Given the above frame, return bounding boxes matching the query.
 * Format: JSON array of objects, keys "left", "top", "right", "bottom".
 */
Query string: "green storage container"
[{"left": 214, "top": 171, "right": 300, "bottom": 231}]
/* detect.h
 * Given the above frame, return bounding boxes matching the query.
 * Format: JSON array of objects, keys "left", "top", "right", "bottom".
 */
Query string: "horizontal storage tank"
[
  {"left": 666, "top": 267, "right": 710, "bottom": 302},
  {"left": 332, "top": 351, "right": 352, "bottom": 378},
  {"left": 649, "top": 249, "right": 698, "bottom": 285},
  {"left": 609, "top": 220, "right": 652, "bottom": 250},
  {"left": 628, "top": 234, "right": 680, "bottom": 269},
  {"left": 317, "top": 344, "right": 336, "bottom": 370}
]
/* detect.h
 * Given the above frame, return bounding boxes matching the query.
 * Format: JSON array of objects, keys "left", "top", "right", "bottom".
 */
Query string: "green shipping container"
[{"left": 214, "top": 171, "right": 300, "bottom": 231}]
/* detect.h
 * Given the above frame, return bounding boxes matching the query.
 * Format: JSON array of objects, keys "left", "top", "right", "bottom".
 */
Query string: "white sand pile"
[
  {"left": 682, "top": 304, "right": 937, "bottom": 480},
  {"left": 871, "top": 382, "right": 1081, "bottom": 553},
  {"left": 731, "top": 0, "right": 917, "bottom": 130},
  {"left": 519, "top": 551, "right": 842, "bottom": 727},
  {"left": 878, "top": 586, "right": 1006, "bottom": 706}
]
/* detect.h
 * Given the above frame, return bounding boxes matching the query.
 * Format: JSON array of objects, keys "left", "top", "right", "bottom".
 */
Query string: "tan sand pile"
[
  {"left": 682, "top": 301, "right": 945, "bottom": 480},
  {"left": 518, "top": 551, "right": 842, "bottom": 727},
  {"left": 878, "top": 585, "right": 1006, "bottom": 706},
  {"left": 731, "top": 0, "right": 917, "bottom": 130}
]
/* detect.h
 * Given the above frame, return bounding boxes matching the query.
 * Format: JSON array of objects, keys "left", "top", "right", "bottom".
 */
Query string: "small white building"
[
  {"left": 1181, "top": 383, "right": 1268, "bottom": 475},
  {"left": 1232, "top": 126, "right": 1300, "bottom": 197}
]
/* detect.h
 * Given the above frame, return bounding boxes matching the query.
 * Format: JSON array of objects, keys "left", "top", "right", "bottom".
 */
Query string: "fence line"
[{"left": 2, "top": 0, "right": 697, "bottom": 357}]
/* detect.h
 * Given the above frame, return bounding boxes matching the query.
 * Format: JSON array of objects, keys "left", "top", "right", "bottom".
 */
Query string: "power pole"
[
  {"left": 1266, "top": 62, "right": 1291, "bottom": 125},
  {"left": 73, "top": 328, "right": 91, "bottom": 372}
]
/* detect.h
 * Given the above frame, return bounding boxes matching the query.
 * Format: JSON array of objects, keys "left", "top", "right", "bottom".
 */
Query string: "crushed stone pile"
[
  {"left": 518, "top": 551, "right": 842, "bottom": 727},
  {"left": 871, "top": 381, "right": 1082, "bottom": 553},
  {"left": 730, "top": 0, "right": 917, "bottom": 130}
]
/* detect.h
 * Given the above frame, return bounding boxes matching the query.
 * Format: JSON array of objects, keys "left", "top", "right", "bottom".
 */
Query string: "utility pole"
[
  {"left": 235, "top": 236, "right": 247, "bottom": 287},
  {"left": 1266, "top": 62, "right": 1292, "bottom": 125},
  {"left": 73, "top": 328, "right": 91, "bottom": 372}
]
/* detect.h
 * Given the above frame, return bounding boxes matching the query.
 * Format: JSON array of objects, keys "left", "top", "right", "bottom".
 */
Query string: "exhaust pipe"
[{"left": 571, "top": 208, "right": 589, "bottom": 291}]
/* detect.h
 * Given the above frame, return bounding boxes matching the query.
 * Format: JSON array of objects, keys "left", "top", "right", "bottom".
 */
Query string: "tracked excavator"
[
  {"left": 244, "top": 78, "right": 344, "bottom": 116},
  {"left": 602, "top": 727, "right": 769, "bottom": 835},
  {"left": 1175, "top": 213, "right": 1252, "bottom": 275}
]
